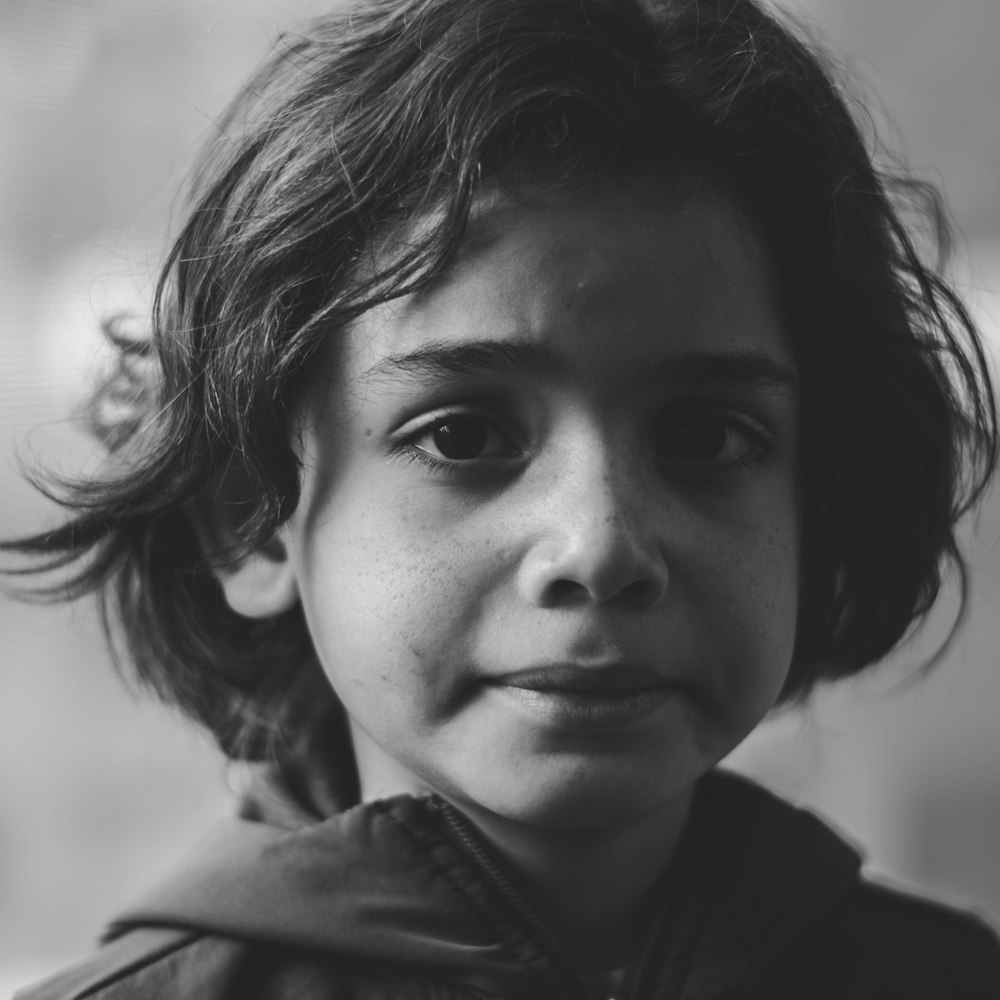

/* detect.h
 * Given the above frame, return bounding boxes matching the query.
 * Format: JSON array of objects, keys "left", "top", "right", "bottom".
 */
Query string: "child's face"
[{"left": 278, "top": 178, "right": 800, "bottom": 828}]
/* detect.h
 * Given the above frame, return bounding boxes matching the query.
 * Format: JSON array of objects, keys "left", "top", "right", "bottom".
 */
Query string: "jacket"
[{"left": 17, "top": 768, "right": 1000, "bottom": 1000}]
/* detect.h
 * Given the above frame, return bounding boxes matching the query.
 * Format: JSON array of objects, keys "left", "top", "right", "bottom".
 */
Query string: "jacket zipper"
[
  {"left": 436, "top": 799, "right": 660, "bottom": 1000},
  {"left": 618, "top": 897, "right": 674, "bottom": 1000}
]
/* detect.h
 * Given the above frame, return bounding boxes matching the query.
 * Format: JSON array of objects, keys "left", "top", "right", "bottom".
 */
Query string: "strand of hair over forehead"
[
  {"left": 158, "top": 0, "right": 666, "bottom": 475},
  {"left": 0, "top": 0, "right": 685, "bottom": 756}
]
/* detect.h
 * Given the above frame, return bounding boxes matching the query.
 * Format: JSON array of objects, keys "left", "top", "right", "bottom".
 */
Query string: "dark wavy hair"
[{"left": 5, "top": 0, "right": 996, "bottom": 762}]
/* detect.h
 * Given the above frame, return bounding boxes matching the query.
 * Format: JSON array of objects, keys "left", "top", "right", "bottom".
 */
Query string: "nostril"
[
  {"left": 544, "top": 578, "right": 592, "bottom": 607},
  {"left": 611, "top": 574, "right": 671, "bottom": 611},
  {"left": 518, "top": 518, "right": 670, "bottom": 609},
  {"left": 540, "top": 574, "right": 665, "bottom": 608},
  {"left": 620, "top": 578, "right": 659, "bottom": 608}
]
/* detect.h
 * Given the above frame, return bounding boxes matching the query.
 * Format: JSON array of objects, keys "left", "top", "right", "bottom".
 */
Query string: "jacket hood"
[{"left": 106, "top": 768, "right": 862, "bottom": 999}]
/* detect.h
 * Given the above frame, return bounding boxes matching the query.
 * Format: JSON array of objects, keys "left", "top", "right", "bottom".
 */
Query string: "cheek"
[
  {"left": 733, "top": 509, "right": 800, "bottom": 692},
  {"left": 291, "top": 492, "right": 501, "bottom": 713},
  {"left": 749, "top": 526, "right": 800, "bottom": 664},
  {"left": 692, "top": 497, "right": 800, "bottom": 707}
]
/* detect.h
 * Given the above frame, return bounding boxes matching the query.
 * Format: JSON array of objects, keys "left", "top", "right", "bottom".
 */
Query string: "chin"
[{"left": 470, "top": 764, "right": 698, "bottom": 832}]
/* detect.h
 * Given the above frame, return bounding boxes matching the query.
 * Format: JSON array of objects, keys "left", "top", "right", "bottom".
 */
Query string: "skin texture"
[{"left": 220, "top": 177, "right": 802, "bottom": 966}]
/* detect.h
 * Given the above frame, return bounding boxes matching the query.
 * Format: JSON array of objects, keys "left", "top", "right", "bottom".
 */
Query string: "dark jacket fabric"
[{"left": 17, "top": 769, "right": 1000, "bottom": 1000}]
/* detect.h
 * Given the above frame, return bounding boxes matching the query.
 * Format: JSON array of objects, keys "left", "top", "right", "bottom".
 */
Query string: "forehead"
[{"left": 342, "top": 177, "right": 791, "bottom": 389}]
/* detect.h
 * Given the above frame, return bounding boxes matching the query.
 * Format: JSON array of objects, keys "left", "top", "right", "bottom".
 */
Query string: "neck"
[
  {"left": 441, "top": 788, "right": 695, "bottom": 973},
  {"left": 349, "top": 724, "right": 696, "bottom": 973}
]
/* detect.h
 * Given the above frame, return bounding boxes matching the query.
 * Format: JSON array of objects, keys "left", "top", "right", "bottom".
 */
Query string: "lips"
[
  {"left": 487, "top": 663, "right": 678, "bottom": 730},
  {"left": 492, "top": 663, "right": 672, "bottom": 695}
]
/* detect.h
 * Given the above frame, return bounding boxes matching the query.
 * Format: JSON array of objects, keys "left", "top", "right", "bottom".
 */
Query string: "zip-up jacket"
[{"left": 17, "top": 769, "right": 1000, "bottom": 999}]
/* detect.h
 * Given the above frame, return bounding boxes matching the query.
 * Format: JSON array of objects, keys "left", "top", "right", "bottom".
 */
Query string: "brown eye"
[
  {"left": 431, "top": 417, "right": 492, "bottom": 459},
  {"left": 401, "top": 410, "right": 521, "bottom": 472},
  {"left": 672, "top": 417, "right": 730, "bottom": 461},
  {"left": 660, "top": 414, "right": 762, "bottom": 465}
]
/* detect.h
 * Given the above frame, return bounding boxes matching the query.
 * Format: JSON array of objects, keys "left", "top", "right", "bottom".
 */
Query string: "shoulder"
[
  {"left": 779, "top": 877, "right": 1000, "bottom": 998},
  {"left": 14, "top": 928, "right": 211, "bottom": 1000},
  {"left": 835, "top": 876, "right": 1000, "bottom": 967},
  {"left": 11, "top": 929, "right": 357, "bottom": 1000}
]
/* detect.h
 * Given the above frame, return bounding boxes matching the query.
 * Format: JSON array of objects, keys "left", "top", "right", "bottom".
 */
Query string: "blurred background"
[{"left": 2, "top": 0, "right": 999, "bottom": 994}]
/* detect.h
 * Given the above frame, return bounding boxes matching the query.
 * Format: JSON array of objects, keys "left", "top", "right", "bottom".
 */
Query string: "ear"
[
  {"left": 215, "top": 533, "right": 299, "bottom": 619},
  {"left": 189, "top": 459, "right": 300, "bottom": 619}
]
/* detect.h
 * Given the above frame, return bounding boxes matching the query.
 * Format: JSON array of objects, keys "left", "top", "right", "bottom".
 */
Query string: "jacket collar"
[{"left": 107, "top": 769, "right": 861, "bottom": 999}]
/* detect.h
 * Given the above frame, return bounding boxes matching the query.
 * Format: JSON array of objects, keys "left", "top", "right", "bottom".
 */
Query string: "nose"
[{"left": 517, "top": 442, "right": 670, "bottom": 610}]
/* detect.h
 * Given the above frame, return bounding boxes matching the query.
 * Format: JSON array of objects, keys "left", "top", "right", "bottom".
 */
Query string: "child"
[{"left": 9, "top": 0, "right": 1000, "bottom": 996}]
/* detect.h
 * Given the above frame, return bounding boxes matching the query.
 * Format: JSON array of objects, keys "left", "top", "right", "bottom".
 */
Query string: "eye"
[
  {"left": 659, "top": 413, "right": 764, "bottom": 465},
  {"left": 410, "top": 414, "right": 517, "bottom": 463}
]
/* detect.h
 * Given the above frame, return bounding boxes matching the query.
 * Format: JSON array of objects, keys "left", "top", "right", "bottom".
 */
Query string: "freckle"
[{"left": 365, "top": 428, "right": 373, "bottom": 437}]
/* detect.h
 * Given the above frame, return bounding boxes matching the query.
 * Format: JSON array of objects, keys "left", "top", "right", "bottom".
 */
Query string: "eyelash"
[
  {"left": 393, "top": 407, "right": 774, "bottom": 475},
  {"left": 394, "top": 409, "right": 522, "bottom": 475},
  {"left": 656, "top": 409, "right": 773, "bottom": 470}
]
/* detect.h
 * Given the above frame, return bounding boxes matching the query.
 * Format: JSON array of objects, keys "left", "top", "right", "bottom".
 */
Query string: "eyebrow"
[
  {"left": 659, "top": 349, "right": 799, "bottom": 393},
  {"left": 364, "top": 340, "right": 559, "bottom": 383},
  {"left": 363, "top": 339, "right": 798, "bottom": 393}
]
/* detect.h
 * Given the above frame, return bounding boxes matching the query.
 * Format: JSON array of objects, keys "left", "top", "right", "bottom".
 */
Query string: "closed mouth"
[
  {"left": 488, "top": 664, "right": 679, "bottom": 730},
  {"left": 492, "top": 663, "right": 672, "bottom": 695}
]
